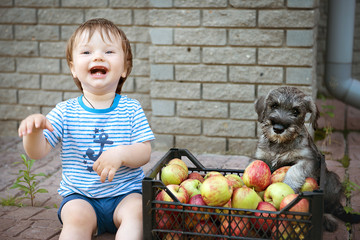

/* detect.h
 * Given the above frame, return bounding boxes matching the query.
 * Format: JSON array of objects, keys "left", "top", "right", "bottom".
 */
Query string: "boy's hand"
[
  {"left": 18, "top": 114, "right": 54, "bottom": 137},
  {"left": 93, "top": 148, "right": 122, "bottom": 183}
]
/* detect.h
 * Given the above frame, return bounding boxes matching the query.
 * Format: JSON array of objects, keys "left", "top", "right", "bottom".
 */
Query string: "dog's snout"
[{"left": 273, "top": 123, "right": 285, "bottom": 134}]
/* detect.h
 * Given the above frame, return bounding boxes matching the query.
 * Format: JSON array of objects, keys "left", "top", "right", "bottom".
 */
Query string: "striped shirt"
[{"left": 43, "top": 94, "right": 155, "bottom": 198}]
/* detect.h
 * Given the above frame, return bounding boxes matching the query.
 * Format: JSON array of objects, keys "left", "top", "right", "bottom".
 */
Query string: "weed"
[
  {"left": 10, "top": 154, "right": 48, "bottom": 207},
  {"left": 0, "top": 195, "right": 23, "bottom": 207}
]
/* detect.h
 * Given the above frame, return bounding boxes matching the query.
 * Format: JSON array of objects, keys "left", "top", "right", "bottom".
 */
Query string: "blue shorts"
[{"left": 57, "top": 190, "right": 142, "bottom": 235}]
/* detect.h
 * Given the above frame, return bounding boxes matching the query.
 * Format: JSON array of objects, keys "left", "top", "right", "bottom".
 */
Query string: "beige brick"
[
  {"left": 203, "top": 47, "right": 256, "bottom": 64},
  {"left": 203, "top": 9, "right": 256, "bottom": 27},
  {"left": 175, "top": 65, "right": 227, "bottom": 82},
  {"left": 150, "top": 46, "right": 200, "bottom": 63},
  {"left": 204, "top": 119, "right": 256, "bottom": 137},
  {"left": 229, "top": 29, "right": 284, "bottom": 46},
  {"left": 228, "top": 138, "right": 258, "bottom": 156},
  {"left": 0, "top": 104, "right": 40, "bottom": 120},
  {"left": 230, "top": 103, "right": 257, "bottom": 120},
  {"left": 229, "top": 66, "right": 283, "bottom": 83},
  {"left": 151, "top": 117, "right": 201, "bottom": 135},
  {"left": 177, "top": 101, "right": 228, "bottom": 118},
  {"left": 259, "top": 10, "right": 315, "bottom": 28},
  {"left": 175, "top": 136, "right": 226, "bottom": 154},
  {"left": 151, "top": 82, "right": 201, "bottom": 99},
  {"left": 149, "top": 9, "right": 200, "bottom": 26},
  {"left": 0, "top": 89, "right": 16, "bottom": 104},
  {"left": 18, "top": 90, "right": 62, "bottom": 106},
  {"left": 202, "top": 83, "right": 255, "bottom": 101},
  {"left": 259, "top": 48, "right": 314, "bottom": 66}
]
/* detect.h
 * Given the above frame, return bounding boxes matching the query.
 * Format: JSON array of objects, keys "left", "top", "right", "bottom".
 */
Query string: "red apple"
[
  {"left": 231, "top": 185, "right": 262, "bottom": 211},
  {"left": 271, "top": 220, "right": 295, "bottom": 240},
  {"left": 279, "top": 193, "right": 309, "bottom": 221},
  {"left": 156, "top": 184, "right": 189, "bottom": 207},
  {"left": 200, "top": 175, "right": 233, "bottom": 206},
  {"left": 185, "top": 194, "right": 212, "bottom": 230},
  {"left": 300, "top": 177, "right": 319, "bottom": 192},
  {"left": 188, "top": 172, "right": 205, "bottom": 183},
  {"left": 220, "top": 216, "right": 250, "bottom": 237},
  {"left": 180, "top": 179, "right": 202, "bottom": 198},
  {"left": 168, "top": 158, "right": 188, "bottom": 173},
  {"left": 270, "top": 166, "right": 291, "bottom": 183},
  {"left": 264, "top": 182, "right": 295, "bottom": 209},
  {"left": 155, "top": 210, "right": 174, "bottom": 230},
  {"left": 163, "top": 231, "right": 182, "bottom": 240},
  {"left": 243, "top": 160, "right": 271, "bottom": 192},
  {"left": 161, "top": 164, "right": 188, "bottom": 185},
  {"left": 192, "top": 220, "right": 218, "bottom": 239},
  {"left": 225, "top": 174, "right": 244, "bottom": 189},
  {"left": 251, "top": 201, "right": 277, "bottom": 233},
  {"left": 204, "top": 171, "right": 223, "bottom": 179}
]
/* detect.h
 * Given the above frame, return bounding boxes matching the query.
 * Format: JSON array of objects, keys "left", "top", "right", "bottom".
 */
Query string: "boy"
[{"left": 18, "top": 18, "right": 154, "bottom": 240}]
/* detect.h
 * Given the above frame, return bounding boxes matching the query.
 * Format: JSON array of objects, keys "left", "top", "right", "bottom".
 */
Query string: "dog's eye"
[
  {"left": 292, "top": 108, "right": 300, "bottom": 116},
  {"left": 270, "top": 103, "right": 278, "bottom": 109}
]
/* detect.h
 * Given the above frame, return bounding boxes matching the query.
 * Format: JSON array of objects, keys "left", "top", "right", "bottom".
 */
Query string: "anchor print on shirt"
[{"left": 83, "top": 128, "right": 113, "bottom": 172}]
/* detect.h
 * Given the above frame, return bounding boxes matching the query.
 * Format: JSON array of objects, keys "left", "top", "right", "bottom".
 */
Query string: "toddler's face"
[{"left": 70, "top": 29, "right": 127, "bottom": 95}]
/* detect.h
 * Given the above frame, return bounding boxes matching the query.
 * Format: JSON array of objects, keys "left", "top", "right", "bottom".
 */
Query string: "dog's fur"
[{"left": 254, "top": 86, "right": 360, "bottom": 232}]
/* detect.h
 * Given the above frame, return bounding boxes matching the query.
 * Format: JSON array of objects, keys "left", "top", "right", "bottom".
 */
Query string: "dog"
[{"left": 254, "top": 86, "right": 360, "bottom": 232}]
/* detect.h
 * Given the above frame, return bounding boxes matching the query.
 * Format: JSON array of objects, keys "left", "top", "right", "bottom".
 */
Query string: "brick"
[
  {"left": 228, "top": 138, "right": 258, "bottom": 156},
  {"left": 150, "top": 64, "right": 174, "bottom": 80},
  {"left": 258, "top": 48, "right": 314, "bottom": 66},
  {"left": 110, "top": 0, "right": 150, "bottom": 8},
  {"left": 122, "top": 77, "right": 135, "bottom": 92},
  {"left": 15, "top": 25, "right": 59, "bottom": 41},
  {"left": 151, "top": 117, "right": 201, "bottom": 135},
  {"left": 175, "top": 65, "right": 227, "bottom": 82},
  {"left": 0, "top": 0, "right": 12, "bottom": 6},
  {"left": 134, "top": 10, "right": 149, "bottom": 25},
  {"left": 60, "top": 25, "right": 78, "bottom": 41},
  {"left": 38, "top": 9, "right": 83, "bottom": 24},
  {"left": 229, "top": 66, "right": 283, "bottom": 83},
  {"left": 177, "top": 100, "right": 228, "bottom": 118},
  {"left": 229, "top": 0, "right": 284, "bottom": 8},
  {"left": 257, "top": 85, "right": 313, "bottom": 99},
  {"left": 175, "top": 136, "right": 226, "bottom": 154},
  {"left": 0, "top": 8, "right": 36, "bottom": 24},
  {"left": 203, "top": 47, "right": 256, "bottom": 64},
  {"left": 132, "top": 59, "right": 150, "bottom": 76},
  {"left": 85, "top": 9, "right": 132, "bottom": 25},
  {"left": 0, "top": 73, "right": 40, "bottom": 88},
  {"left": 202, "top": 83, "right": 255, "bottom": 101},
  {"left": 122, "top": 26, "right": 150, "bottom": 43},
  {"left": 174, "top": 28, "right": 226, "bottom": 45},
  {"left": 175, "top": 0, "right": 227, "bottom": 7},
  {"left": 61, "top": 59, "right": 72, "bottom": 74},
  {"left": 150, "top": 0, "right": 172, "bottom": 7},
  {"left": 287, "top": 30, "right": 314, "bottom": 47},
  {"left": 42, "top": 75, "right": 78, "bottom": 91},
  {"left": 0, "top": 104, "right": 39, "bottom": 120},
  {"left": 151, "top": 82, "right": 201, "bottom": 99},
  {"left": 149, "top": 28, "right": 173, "bottom": 45},
  {"left": 203, "top": 10, "right": 256, "bottom": 27},
  {"left": 127, "top": 93, "right": 151, "bottom": 110},
  {"left": 288, "top": 0, "right": 317, "bottom": 8},
  {"left": 0, "top": 25, "right": 13, "bottom": 39},
  {"left": 0, "top": 41, "right": 38, "bottom": 56},
  {"left": 230, "top": 102, "right": 257, "bottom": 120},
  {"left": 150, "top": 46, "right": 200, "bottom": 63},
  {"left": 15, "top": 0, "right": 59, "bottom": 7},
  {"left": 62, "top": 0, "right": 107, "bottom": 7},
  {"left": 259, "top": 10, "right": 316, "bottom": 28},
  {"left": 18, "top": 90, "right": 62, "bottom": 106},
  {"left": 151, "top": 99, "right": 175, "bottom": 116},
  {"left": 151, "top": 134, "right": 174, "bottom": 151},
  {"left": 0, "top": 57, "right": 15, "bottom": 72},
  {"left": 40, "top": 42, "right": 66, "bottom": 58},
  {"left": 135, "top": 43, "right": 149, "bottom": 59},
  {"left": 134, "top": 77, "right": 150, "bottom": 93},
  {"left": 203, "top": 119, "right": 256, "bottom": 137},
  {"left": 286, "top": 67, "right": 313, "bottom": 85},
  {"left": 17, "top": 58, "right": 60, "bottom": 74},
  {"left": 149, "top": 9, "right": 200, "bottom": 26},
  {"left": 0, "top": 89, "right": 16, "bottom": 104},
  {"left": 229, "top": 29, "right": 283, "bottom": 46}
]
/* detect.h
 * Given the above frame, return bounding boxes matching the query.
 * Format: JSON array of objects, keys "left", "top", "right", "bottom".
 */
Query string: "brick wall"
[{"left": 0, "top": 0, "right": 322, "bottom": 155}]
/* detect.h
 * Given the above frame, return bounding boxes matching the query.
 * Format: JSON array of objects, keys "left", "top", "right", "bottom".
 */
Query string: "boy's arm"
[
  {"left": 19, "top": 114, "right": 54, "bottom": 160},
  {"left": 93, "top": 141, "right": 152, "bottom": 183}
]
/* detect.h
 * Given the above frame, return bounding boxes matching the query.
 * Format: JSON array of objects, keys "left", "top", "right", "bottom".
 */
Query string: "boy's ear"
[{"left": 69, "top": 61, "right": 77, "bottom": 79}]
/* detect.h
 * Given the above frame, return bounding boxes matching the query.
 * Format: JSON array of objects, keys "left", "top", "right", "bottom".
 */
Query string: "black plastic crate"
[{"left": 142, "top": 148, "right": 325, "bottom": 240}]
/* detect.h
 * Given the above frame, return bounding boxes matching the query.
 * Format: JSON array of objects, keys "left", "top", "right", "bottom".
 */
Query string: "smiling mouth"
[{"left": 90, "top": 66, "right": 108, "bottom": 75}]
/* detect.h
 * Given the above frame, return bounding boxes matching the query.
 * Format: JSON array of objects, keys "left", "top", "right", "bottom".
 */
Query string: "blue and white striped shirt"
[{"left": 43, "top": 94, "right": 155, "bottom": 198}]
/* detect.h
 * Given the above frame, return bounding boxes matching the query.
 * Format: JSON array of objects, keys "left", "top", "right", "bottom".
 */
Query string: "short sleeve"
[
  {"left": 43, "top": 104, "right": 64, "bottom": 148},
  {"left": 131, "top": 103, "right": 155, "bottom": 143}
]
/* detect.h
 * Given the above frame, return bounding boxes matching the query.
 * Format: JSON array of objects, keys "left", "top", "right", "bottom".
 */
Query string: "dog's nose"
[{"left": 273, "top": 124, "right": 285, "bottom": 134}]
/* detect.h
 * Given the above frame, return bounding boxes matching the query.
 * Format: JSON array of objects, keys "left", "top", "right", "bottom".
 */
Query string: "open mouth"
[{"left": 90, "top": 66, "right": 108, "bottom": 75}]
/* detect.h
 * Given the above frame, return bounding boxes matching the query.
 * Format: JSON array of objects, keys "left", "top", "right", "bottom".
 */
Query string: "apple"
[
  {"left": 271, "top": 220, "right": 295, "bottom": 240},
  {"left": 204, "top": 171, "right": 223, "bottom": 179},
  {"left": 243, "top": 160, "right": 271, "bottom": 192},
  {"left": 188, "top": 172, "right": 205, "bottom": 183},
  {"left": 185, "top": 194, "right": 212, "bottom": 230},
  {"left": 156, "top": 184, "right": 189, "bottom": 207},
  {"left": 231, "top": 185, "right": 262, "bottom": 211},
  {"left": 220, "top": 216, "right": 249, "bottom": 237},
  {"left": 155, "top": 210, "right": 173, "bottom": 230},
  {"left": 168, "top": 158, "right": 188, "bottom": 173},
  {"left": 264, "top": 182, "right": 295, "bottom": 209},
  {"left": 161, "top": 164, "right": 188, "bottom": 185},
  {"left": 251, "top": 201, "right": 277, "bottom": 233},
  {"left": 270, "top": 166, "right": 291, "bottom": 184},
  {"left": 200, "top": 175, "right": 233, "bottom": 206},
  {"left": 279, "top": 193, "right": 309, "bottom": 221},
  {"left": 163, "top": 231, "right": 182, "bottom": 240},
  {"left": 192, "top": 220, "right": 218, "bottom": 239},
  {"left": 300, "top": 177, "right": 319, "bottom": 192},
  {"left": 180, "top": 179, "right": 202, "bottom": 198},
  {"left": 225, "top": 174, "right": 244, "bottom": 189}
]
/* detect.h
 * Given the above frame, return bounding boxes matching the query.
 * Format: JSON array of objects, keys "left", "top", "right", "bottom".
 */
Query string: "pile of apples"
[{"left": 155, "top": 158, "right": 319, "bottom": 239}]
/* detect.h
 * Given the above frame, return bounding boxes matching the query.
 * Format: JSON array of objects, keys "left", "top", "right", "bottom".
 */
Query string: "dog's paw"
[{"left": 323, "top": 214, "right": 338, "bottom": 232}]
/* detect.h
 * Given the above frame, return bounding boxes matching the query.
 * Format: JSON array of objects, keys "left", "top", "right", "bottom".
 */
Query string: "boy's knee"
[{"left": 61, "top": 199, "right": 97, "bottom": 226}]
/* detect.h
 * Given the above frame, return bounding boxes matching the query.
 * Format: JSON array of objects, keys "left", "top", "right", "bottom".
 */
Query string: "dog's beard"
[{"left": 261, "top": 120, "right": 299, "bottom": 143}]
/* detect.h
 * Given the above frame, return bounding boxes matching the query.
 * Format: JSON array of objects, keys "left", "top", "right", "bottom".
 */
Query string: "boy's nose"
[{"left": 93, "top": 52, "right": 104, "bottom": 62}]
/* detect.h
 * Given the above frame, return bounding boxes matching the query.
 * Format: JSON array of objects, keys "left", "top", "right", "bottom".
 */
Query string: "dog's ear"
[
  {"left": 304, "top": 96, "right": 320, "bottom": 130},
  {"left": 255, "top": 96, "right": 266, "bottom": 122}
]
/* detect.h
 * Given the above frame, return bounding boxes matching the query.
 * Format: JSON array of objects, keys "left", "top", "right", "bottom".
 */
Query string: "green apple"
[
  {"left": 300, "top": 177, "right": 319, "bottom": 192},
  {"left": 264, "top": 182, "right": 295, "bottom": 209},
  {"left": 231, "top": 185, "right": 262, "bottom": 210},
  {"left": 225, "top": 174, "right": 244, "bottom": 189},
  {"left": 200, "top": 175, "right": 232, "bottom": 206},
  {"left": 180, "top": 178, "right": 202, "bottom": 198},
  {"left": 161, "top": 164, "right": 188, "bottom": 185},
  {"left": 168, "top": 158, "right": 188, "bottom": 173}
]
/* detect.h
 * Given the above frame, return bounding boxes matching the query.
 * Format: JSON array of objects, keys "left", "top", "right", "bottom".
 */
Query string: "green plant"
[
  {"left": 0, "top": 195, "right": 23, "bottom": 207},
  {"left": 10, "top": 154, "right": 48, "bottom": 207}
]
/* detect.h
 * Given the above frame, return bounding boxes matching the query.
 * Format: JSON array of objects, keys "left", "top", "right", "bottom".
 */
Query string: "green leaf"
[
  {"left": 34, "top": 173, "right": 46, "bottom": 177},
  {"left": 36, "top": 189, "right": 48, "bottom": 194}
]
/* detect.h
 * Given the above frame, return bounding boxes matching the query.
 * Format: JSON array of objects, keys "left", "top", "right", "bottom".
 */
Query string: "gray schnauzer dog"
[{"left": 254, "top": 86, "right": 360, "bottom": 232}]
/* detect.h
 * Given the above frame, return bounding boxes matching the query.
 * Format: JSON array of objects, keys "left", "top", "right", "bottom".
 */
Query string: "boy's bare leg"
[
  {"left": 113, "top": 193, "right": 143, "bottom": 240},
  {"left": 59, "top": 199, "right": 97, "bottom": 240}
]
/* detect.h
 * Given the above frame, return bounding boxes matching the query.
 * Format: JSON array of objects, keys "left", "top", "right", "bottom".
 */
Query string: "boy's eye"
[
  {"left": 82, "top": 51, "right": 90, "bottom": 54},
  {"left": 106, "top": 51, "right": 114, "bottom": 54}
]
